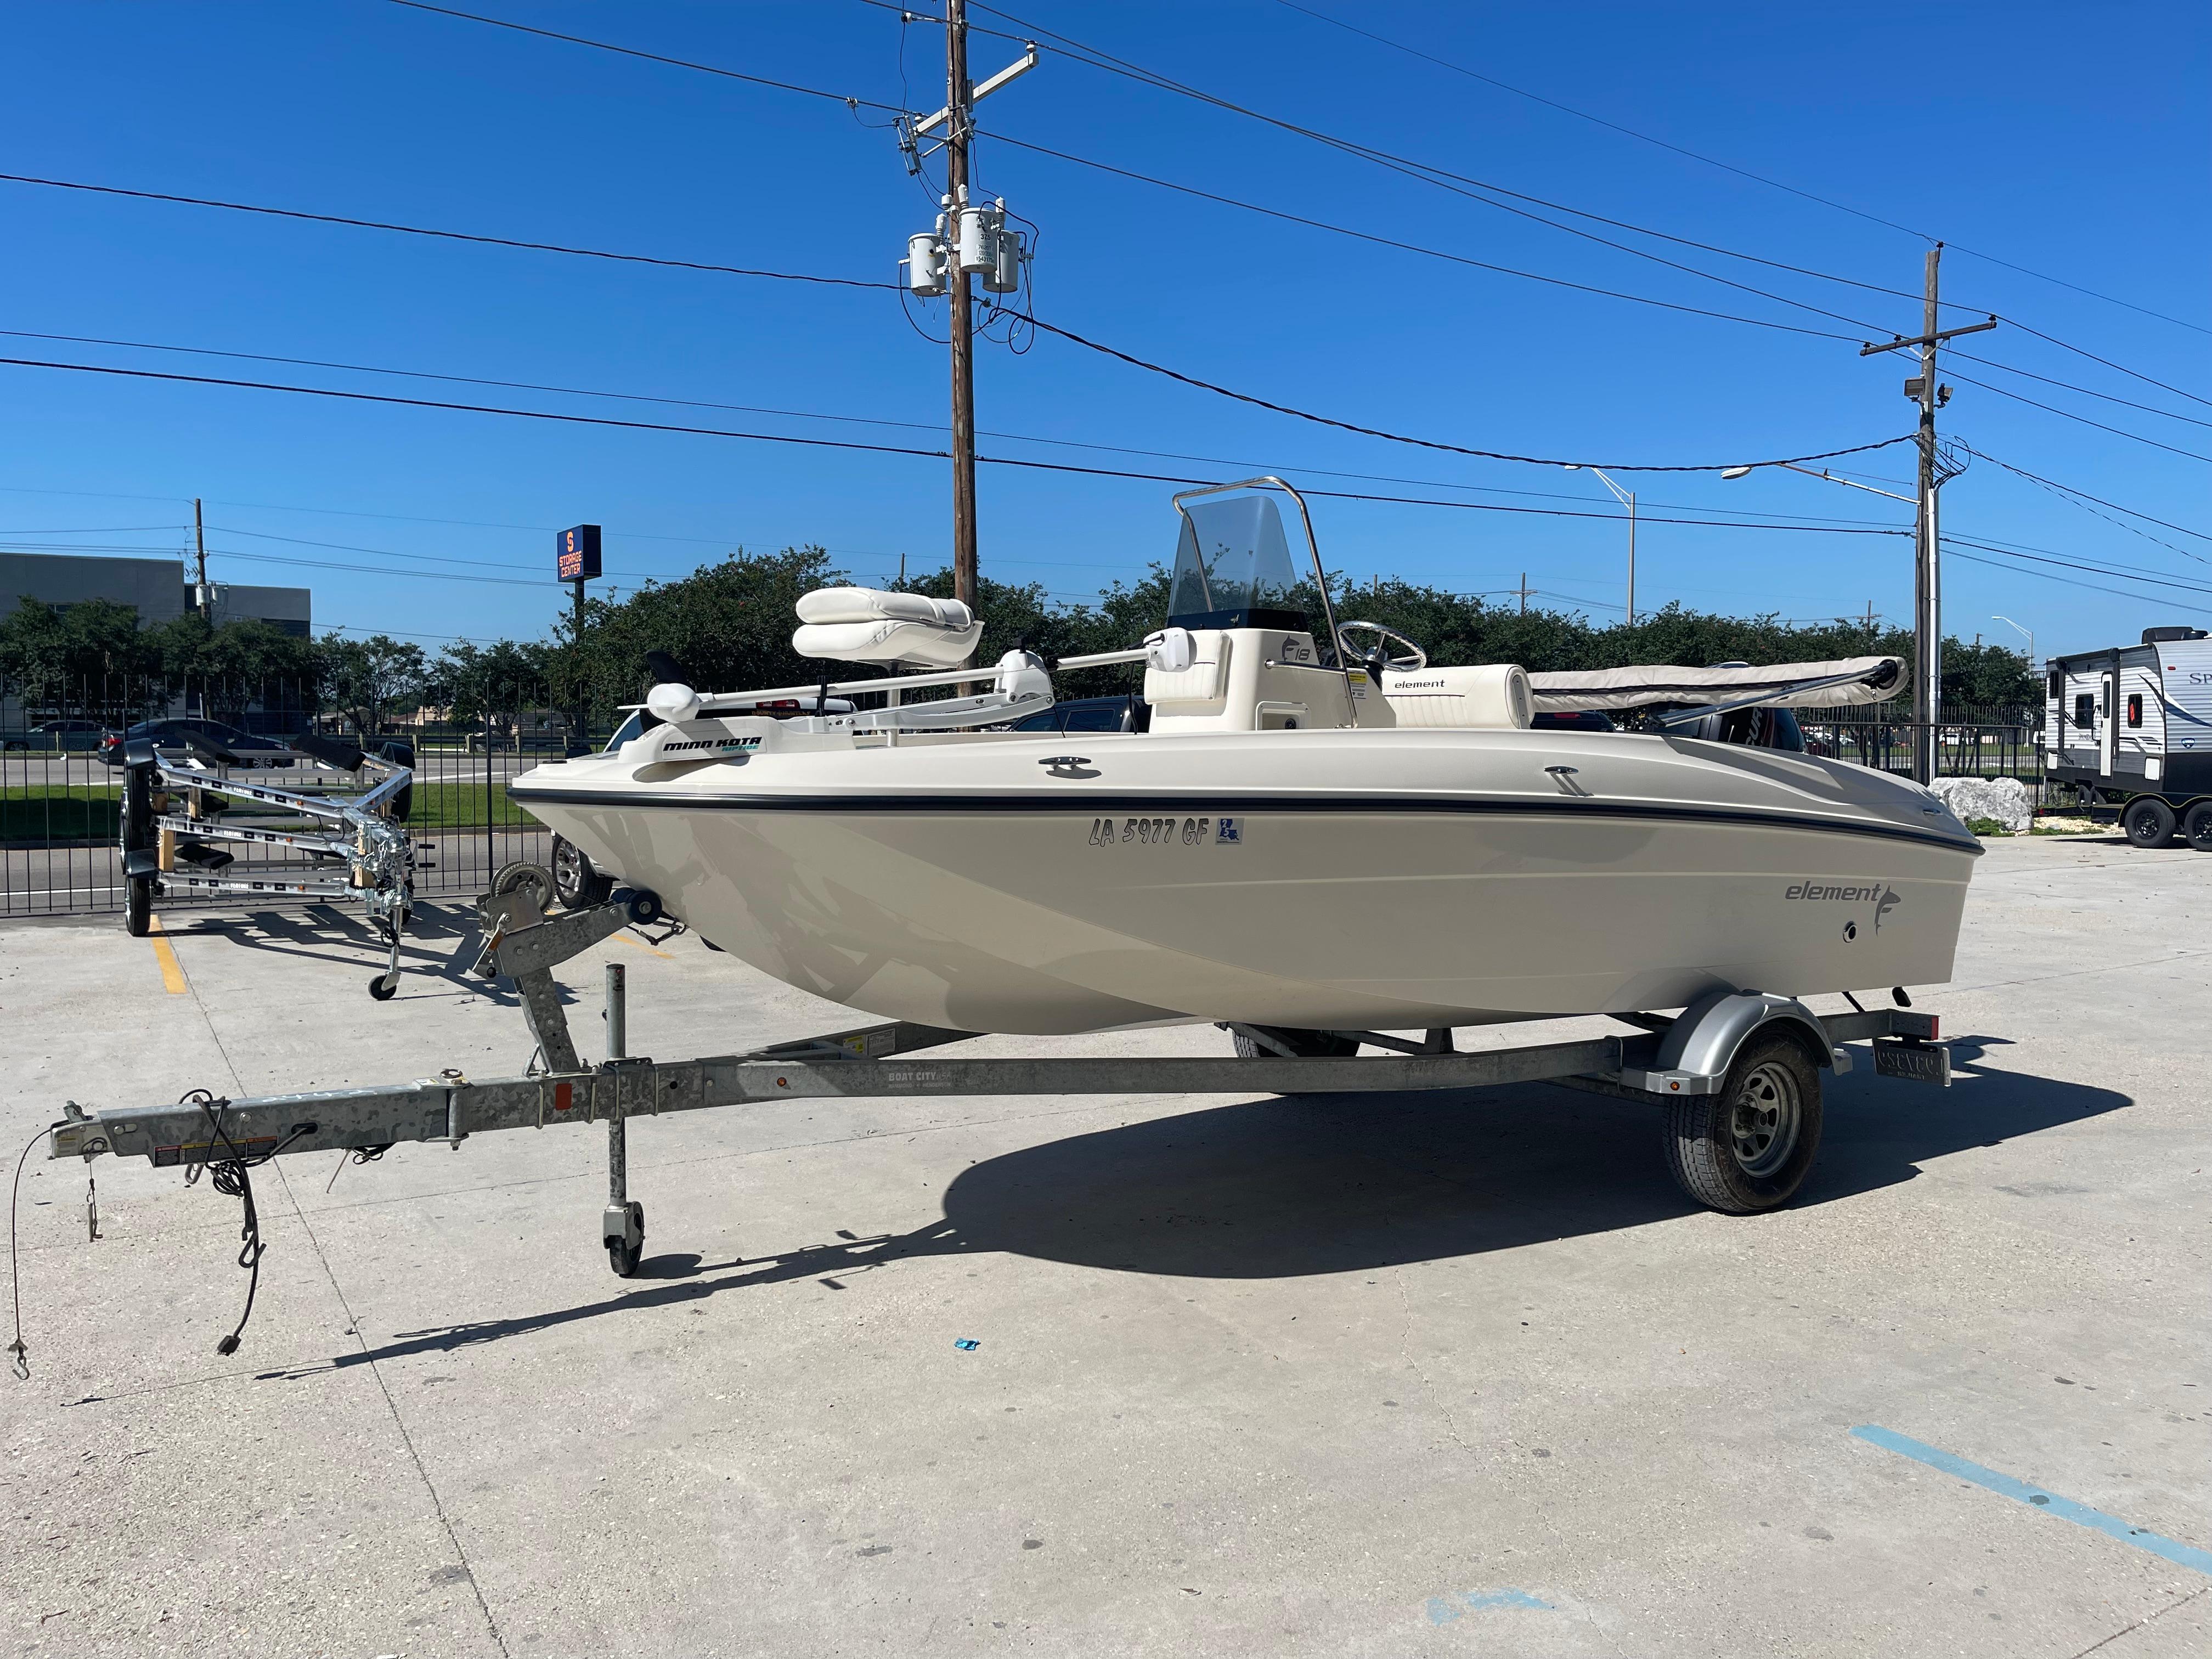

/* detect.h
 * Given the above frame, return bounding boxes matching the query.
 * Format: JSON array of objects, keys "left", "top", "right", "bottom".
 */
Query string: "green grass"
[{"left": 1, "top": 781, "right": 526, "bottom": 842}]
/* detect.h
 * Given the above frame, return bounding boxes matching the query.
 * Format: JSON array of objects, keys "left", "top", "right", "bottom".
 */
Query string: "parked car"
[
  {"left": 3, "top": 718, "right": 110, "bottom": 752},
  {"left": 1007, "top": 695, "right": 1150, "bottom": 734},
  {"left": 98, "top": 718, "right": 296, "bottom": 768}
]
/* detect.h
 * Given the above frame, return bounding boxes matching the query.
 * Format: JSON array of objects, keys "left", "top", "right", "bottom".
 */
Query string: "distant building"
[{"left": 0, "top": 551, "right": 311, "bottom": 637}]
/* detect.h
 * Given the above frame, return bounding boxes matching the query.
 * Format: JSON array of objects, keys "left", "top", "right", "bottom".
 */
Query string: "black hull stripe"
[{"left": 510, "top": 786, "right": 1983, "bottom": 857}]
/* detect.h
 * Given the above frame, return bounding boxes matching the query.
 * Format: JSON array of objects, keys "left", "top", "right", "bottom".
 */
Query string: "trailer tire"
[
  {"left": 552, "top": 836, "right": 614, "bottom": 911},
  {"left": 608, "top": 1200, "right": 645, "bottom": 1277},
  {"left": 2183, "top": 801, "right": 2212, "bottom": 853},
  {"left": 1664, "top": 1031, "right": 1823, "bottom": 1214},
  {"left": 125, "top": 876, "right": 152, "bottom": 938},
  {"left": 2123, "top": 797, "right": 2177, "bottom": 849}
]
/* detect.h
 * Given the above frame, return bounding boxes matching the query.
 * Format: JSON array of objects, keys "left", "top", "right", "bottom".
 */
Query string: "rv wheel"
[
  {"left": 1663, "top": 1031, "right": 1824, "bottom": 1215},
  {"left": 2184, "top": 802, "right": 2212, "bottom": 852},
  {"left": 125, "top": 876, "right": 152, "bottom": 938},
  {"left": 2122, "top": 797, "right": 2177, "bottom": 849}
]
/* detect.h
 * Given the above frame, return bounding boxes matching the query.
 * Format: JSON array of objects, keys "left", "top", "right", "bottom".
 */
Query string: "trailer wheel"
[
  {"left": 125, "top": 876, "right": 153, "bottom": 938},
  {"left": 607, "top": 1200, "right": 645, "bottom": 1277},
  {"left": 2123, "top": 797, "right": 2177, "bottom": 849},
  {"left": 1664, "top": 1031, "right": 1824, "bottom": 1214},
  {"left": 2182, "top": 801, "right": 2212, "bottom": 853},
  {"left": 552, "top": 836, "right": 614, "bottom": 911}
]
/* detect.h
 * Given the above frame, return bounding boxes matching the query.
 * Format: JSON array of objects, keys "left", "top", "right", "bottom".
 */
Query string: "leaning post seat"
[
  {"left": 1382, "top": 664, "right": 1534, "bottom": 729},
  {"left": 792, "top": 586, "right": 983, "bottom": 668}
]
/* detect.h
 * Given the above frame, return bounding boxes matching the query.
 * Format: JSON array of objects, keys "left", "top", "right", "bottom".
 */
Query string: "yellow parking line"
[
  {"left": 611, "top": 930, "right": 674, "bottom": 960},
  {"left": 147, "top": 915, "right": 188, "bottom": 994}
]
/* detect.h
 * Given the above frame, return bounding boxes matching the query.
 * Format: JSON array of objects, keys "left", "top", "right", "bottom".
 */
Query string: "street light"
[
  {"left": 1563, "top": 464, "right": 1635, "bottom": 624},
  {"left": 1991, "top": 613, "right": 2034, "bottom": 667},
  {"left": 1721, "top": 461, "right": 1915, "bottom": 504}
]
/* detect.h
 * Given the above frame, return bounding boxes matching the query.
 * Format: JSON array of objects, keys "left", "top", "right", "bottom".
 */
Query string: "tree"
[
  {"left": 314, "top": 634, "right": 427, "bottom": 736},
  {"left": 433, "top": 637, "right": 553, "bottom": 730},
  {"left": 566, "top": 546, "right": 841, "bottom": 720}
]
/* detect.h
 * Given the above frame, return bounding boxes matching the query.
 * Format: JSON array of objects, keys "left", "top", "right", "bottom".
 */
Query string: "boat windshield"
[{"left": 1167, "top": 494, "right": 1310, "bottom": 630}]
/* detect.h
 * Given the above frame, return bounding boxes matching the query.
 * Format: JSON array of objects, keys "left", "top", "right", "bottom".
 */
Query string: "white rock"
[{"left": 1928, "top": 775, "right": 2032, "bottom": 834}]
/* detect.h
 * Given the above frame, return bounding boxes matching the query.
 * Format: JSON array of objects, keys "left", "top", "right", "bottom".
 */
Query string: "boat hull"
[{"left": 515, "top": 729, "right": 1980, "bottom": 1035}]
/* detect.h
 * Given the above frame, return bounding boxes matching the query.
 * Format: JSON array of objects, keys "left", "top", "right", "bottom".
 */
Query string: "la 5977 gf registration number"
[{"left": 1087, "top": 815, "right": 1242, "bottom": 847}]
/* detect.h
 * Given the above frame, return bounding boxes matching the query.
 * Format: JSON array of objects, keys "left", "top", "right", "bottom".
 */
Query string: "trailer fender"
[{"left": 1619, "top": 989, "right": 1833, "bottom": 1097}]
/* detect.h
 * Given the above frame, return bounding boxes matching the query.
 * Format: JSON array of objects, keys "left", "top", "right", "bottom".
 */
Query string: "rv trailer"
[{"left": 2044, "top": 625, "right": 2212, "bottom": 849}]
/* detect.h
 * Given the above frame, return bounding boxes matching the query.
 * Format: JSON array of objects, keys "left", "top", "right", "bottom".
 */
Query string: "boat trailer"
[
  {"left": 117, "top": 733, "right": 420, "bottom": 998},
  {"left": 37, "top": 868, "right": 1955, "bottom": 1336}
]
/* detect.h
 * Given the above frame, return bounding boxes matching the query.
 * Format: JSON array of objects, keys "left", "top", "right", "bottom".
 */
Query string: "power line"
[
  {"left": 384, "top": 0, "right": 910, "bottom": 113},
  {"left": 0, "top": 172, "right": 897, "bottom": 294},
  {"left": 1008, "top": 316, "right": 1912, "bottom": 472},
  {"left": 0, "top": 351, "right": 1923, "bottom": 486},
  {"left": 983, "top": 132, "right": 1858, "bottom": 343},
  {"left": 1946, "top": 546, "right": 2212, "bottom": 618},
  {"left": 1998, "top": 320, "right": 2212, "bottom": 411},
  {"left": 1268, "top": 0, "right": 2212, "bottom": 340},
  {"left": 1958, "top": 444, "right": 2212, "bottom": 545},
  {"left": 1944, "top": 536, "right": 2212, "bottom": 597},
  {"left": 1943, "top": 370, "right": 2212, "bottom": 463},
  {"left": 1946, "top": 350, "right": 2212, "bottom": 430},
  {"left": 964, "top": 3, "right": 1919, "bottom": 333},
  {"left": 0, "top": 323, "right": 1909, "bottom": 521}
]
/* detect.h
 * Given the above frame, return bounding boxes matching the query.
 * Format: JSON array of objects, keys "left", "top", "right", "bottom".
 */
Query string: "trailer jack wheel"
[
  {"left": 368, "top": 975, "right": 398, "bottom": 1002},
  {"left": 605, "top": 1199, "right": 646, "bottom": 1277}
]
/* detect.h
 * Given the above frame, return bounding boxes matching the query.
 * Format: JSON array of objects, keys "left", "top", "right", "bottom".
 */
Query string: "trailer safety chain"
[{"left": 178, "top": 1091, "right": 317, "bottom": 1357}]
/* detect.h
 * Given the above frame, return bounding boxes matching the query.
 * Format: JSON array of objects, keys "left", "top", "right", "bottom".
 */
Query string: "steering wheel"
[{"left": 1334, "top": 620, "right": 1427, "bottom": 676}]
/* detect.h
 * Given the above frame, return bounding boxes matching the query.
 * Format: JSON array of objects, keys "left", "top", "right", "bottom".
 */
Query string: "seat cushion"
[
  {"left": 792, "top": 618, "right": 984, "bottom": 668},
  {"left": 795, "top": 586, "right": 973, "bottom": 629}
]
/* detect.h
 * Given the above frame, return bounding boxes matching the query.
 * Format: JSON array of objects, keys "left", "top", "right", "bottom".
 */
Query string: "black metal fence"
[
  {"left": 1798, "top": 704, "right": 2041, "bottom": 787},
  {"left": 1, "top": 675, "right": 2051, "bottom": 923},
  {"left": 2, "top": 674, "right": 579, "bottom": 921}
]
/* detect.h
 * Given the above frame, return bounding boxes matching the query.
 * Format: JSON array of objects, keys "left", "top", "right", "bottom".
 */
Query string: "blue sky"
[{"left": 0, "top": 1, "right": 2204, "bottom": 661}]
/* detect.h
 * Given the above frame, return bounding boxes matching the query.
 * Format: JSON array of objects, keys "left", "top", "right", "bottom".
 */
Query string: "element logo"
[{"left": 1786, "top": 879, "right": 1903, "bottom": 933}]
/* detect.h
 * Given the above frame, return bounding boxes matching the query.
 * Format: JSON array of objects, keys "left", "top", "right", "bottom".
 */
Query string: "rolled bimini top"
[{"left": 1528, "top": 656, "right": 1904, "bottom": 714}]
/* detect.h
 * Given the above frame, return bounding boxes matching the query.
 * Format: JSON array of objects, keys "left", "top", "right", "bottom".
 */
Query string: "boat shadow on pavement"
[{"left": 263, "top": 1032, "right": 2125, "bottom": 1379}]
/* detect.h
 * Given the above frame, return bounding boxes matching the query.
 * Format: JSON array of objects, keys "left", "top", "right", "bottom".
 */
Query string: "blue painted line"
[
  {"left": 1852, "top": 1425, "right": 2212, "bottom": 1577},
  {"left": 1424, "top": 1588, "right": 1555, "bottom": 1624}
]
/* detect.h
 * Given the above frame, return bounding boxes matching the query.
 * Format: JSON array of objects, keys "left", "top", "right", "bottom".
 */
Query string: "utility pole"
[
  {"left": 191, "top": 496, "right": 210, "bottom": 620},
  {"left": 900, "top": 13, "right": 1036, "bottom": 642},
  {"left": 1859, "top": 247, "right": 1995, "bottom": 783},
  {"left": 1516, "top": 573, "right": 1532, "bottom": 616},
  {"left": 944, "top": 0, "right": 978, "bottom": 617}
]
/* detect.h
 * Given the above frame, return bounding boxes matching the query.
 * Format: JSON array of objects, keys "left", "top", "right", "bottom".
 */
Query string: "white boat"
[{"left": 511, "top": 479, "right": 1979, "bottom": 1036}]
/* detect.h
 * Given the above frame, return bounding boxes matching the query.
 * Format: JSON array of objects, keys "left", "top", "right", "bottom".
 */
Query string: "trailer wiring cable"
[
  {"left": 177, "top": 1090, "right": 318, "bottom": 1357},
  {"left": 7, "top": 1120, "right": 82, "bottom": 1382}
]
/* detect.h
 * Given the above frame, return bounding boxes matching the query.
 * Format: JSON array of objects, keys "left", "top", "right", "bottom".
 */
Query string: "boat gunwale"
[{"left": 507, "top": 784, "right": 1984, "bottom": 857}]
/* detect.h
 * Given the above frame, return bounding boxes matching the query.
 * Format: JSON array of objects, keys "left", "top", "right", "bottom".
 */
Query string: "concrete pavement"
[{"left": 1, "top": 834, "right": 2207, "bottom": 1657}]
